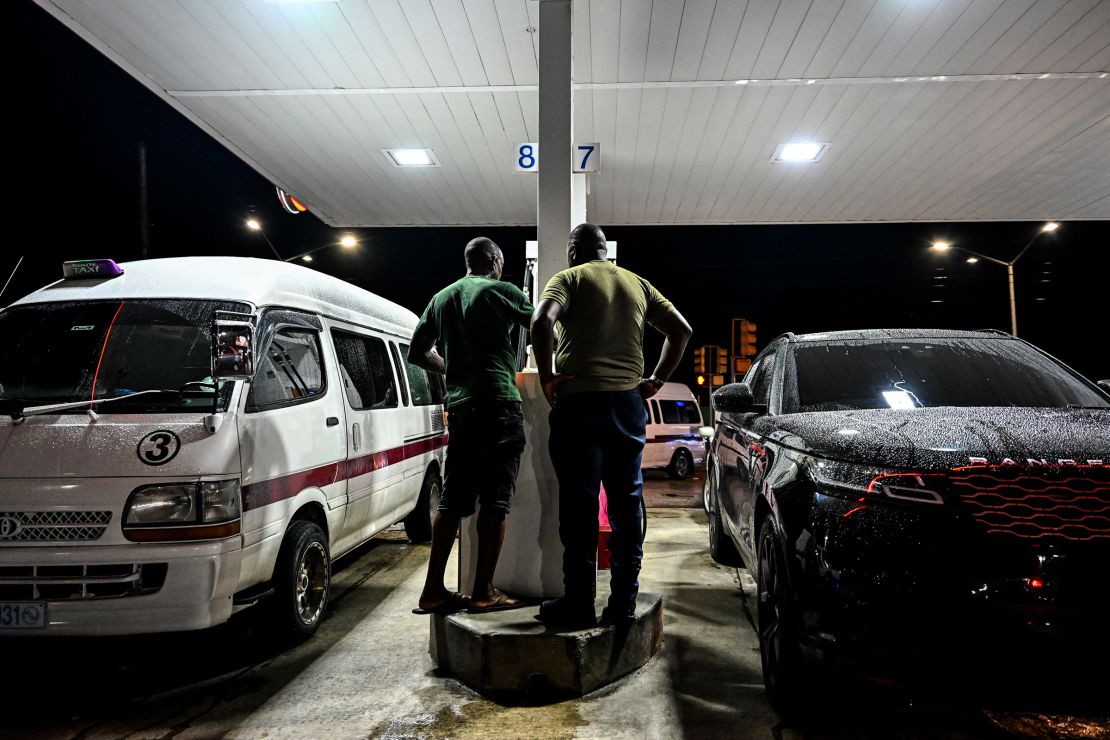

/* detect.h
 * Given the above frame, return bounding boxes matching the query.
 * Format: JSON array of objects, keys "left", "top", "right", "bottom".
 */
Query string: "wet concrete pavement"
[{"left": 2, "top": 475, "right": 1107, "bottom": 739}]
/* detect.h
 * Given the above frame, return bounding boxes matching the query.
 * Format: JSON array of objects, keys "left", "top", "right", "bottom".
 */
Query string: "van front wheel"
[
  {"left": 270, "top": 519, "right": 330, "bottom": 641},
  {"left": 404, "top": 469, "right": 441, "bottom": 543},
  {"left": 668, "top": 449, "right": 694, "bottom": 480}
]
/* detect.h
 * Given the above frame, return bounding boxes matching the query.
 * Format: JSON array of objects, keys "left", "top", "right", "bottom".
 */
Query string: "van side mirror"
[
  {"left": 212, "top": 319, "right": 254, "bottom": 380},
  {"left": 712, "top": 382, "right": 767, "bottom": 414}
]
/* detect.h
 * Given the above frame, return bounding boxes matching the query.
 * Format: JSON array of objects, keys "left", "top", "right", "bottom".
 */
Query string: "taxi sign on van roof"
[{"left": 62, "top": 259, "right": 124, "bottom": 280}]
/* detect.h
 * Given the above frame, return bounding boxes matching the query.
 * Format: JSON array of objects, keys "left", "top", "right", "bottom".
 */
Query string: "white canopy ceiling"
[{"left": 38, "top": 0, "right": 1110, "bottom": 226}]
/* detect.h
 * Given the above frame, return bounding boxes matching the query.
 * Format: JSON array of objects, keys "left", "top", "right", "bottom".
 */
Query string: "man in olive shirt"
[
  {"left": 409, "top": 237, "right": 534, "bottom": 614},
  {"left": 531, "top": 223, "right": 692, "bottom": 628}
]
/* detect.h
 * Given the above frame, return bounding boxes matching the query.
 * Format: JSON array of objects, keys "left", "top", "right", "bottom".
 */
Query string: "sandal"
[
  {"left": 412, "top": 592, "right": 471, "bottom": 615},
  {"left": 466, "top": 590, "right": 526, "bottom": 613}
]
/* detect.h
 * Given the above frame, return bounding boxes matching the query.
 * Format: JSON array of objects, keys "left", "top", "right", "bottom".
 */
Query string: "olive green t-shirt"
[
  {"left": 540, "top": 261, "right": 674, "bottom": 397},
  {"left": 414, "top": 276, "right": 534, "bottom": 409}
]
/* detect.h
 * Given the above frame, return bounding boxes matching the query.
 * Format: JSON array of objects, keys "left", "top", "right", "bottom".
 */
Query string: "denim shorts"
[{"left": 440, "top": 401, "right": 526, "bottom": 517}]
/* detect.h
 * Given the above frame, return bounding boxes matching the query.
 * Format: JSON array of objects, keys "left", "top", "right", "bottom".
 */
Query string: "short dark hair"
[
  {"left": 464, "top": 237, "right": 503, "bottom": 271},
  {"left": 568, "top": 223, "right": 606, "bottom": 265}
]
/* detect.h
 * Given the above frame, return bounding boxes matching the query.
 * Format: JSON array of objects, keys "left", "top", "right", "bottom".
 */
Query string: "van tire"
[
  {"left": 668, "top": 449, "right": 694, "bottom": 480},
  {"left": 269, "top": 519, "right": 330, "bottom": 642},
  {"left": 404, "top": 469, "right": 441, "bottom": 543}
]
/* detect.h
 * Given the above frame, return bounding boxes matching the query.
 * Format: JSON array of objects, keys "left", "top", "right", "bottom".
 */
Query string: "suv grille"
[
  {"left": 951, "top": 467, "right": 1110, "bottom": 542},
  {"left": 0, "top": 563, "right": 167, "bottom": 600},
  {"left": 0, "top": 511, "right": 112, "bottom": 543}
]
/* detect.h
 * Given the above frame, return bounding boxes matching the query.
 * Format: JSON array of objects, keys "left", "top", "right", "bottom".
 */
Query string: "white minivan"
[
  {"left": 0, "top": 257, "right": 445, "bottom": 638},
  {"left": 643, "top": 382, "right": 705, "bottom": 480}
]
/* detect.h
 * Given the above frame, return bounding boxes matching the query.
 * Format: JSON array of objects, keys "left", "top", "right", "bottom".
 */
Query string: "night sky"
[{"left": 13, "top": 1, "right": 1108, "bottom": 387}]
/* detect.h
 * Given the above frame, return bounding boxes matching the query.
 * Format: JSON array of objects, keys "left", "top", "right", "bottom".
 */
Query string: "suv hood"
[{"left": 751, "top": 407, "right": 1110, "bottom": 470}]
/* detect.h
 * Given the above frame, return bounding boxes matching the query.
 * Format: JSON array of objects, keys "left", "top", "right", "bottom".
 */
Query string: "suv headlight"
[
  {"left": 124, "top": 479, "right": 241, "bottom": 541},
  {"left": 809, "top": 459, "right": 946, "bottom": 506}
]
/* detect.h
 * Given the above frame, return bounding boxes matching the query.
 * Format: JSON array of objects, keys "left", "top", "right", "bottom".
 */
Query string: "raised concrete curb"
[{"left": 430, "top": 592, "right": 664, "bottom": 700}]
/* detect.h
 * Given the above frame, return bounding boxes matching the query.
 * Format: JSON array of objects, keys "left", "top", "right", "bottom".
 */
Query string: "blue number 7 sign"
[{"left": 574, "top": 143, "right": 600, "bottom": 173}]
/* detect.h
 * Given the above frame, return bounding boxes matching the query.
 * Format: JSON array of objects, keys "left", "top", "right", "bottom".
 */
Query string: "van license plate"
[{"left": 0, "top": 602, "right": 46, "bottom": 629}]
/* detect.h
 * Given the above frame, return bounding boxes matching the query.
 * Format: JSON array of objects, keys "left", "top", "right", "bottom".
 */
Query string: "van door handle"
[
  {"left": 352, "top": 422, "right": 361, "bottom": 451},
  {"left": 326, "top": 416, "right": 339, "bottom": 427}
]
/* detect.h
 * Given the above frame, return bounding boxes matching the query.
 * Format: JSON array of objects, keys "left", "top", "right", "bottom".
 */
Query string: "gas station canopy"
[{"left": 38, "top": 0, "right": 1110, "bottom": 227}]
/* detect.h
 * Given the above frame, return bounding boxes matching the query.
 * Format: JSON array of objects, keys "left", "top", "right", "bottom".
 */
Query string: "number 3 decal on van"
[{"left": 137, "top": 430, "right": 181, "bottom": 466}]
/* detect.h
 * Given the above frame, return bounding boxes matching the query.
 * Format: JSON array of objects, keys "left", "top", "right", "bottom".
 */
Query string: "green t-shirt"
[
  {"left": 540, "top": 261, "right": 674, "bottom": 396},
  {"left": 414, "top": 276, "right": 534, "bottom": 409}
]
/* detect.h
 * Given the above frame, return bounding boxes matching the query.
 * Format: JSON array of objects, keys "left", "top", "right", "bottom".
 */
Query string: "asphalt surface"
[{"left": 1, "top": 472, "right": 1107, "bottom": 739}]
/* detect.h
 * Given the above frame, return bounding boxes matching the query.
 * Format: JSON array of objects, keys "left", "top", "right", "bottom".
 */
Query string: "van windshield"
[{"left": 0, "top": 299, "right": 249, "bottom": 414}]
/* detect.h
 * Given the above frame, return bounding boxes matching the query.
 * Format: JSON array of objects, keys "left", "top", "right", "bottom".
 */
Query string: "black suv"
[{"left": 704, "top": 329, "right": 1110, "bottom": 711}]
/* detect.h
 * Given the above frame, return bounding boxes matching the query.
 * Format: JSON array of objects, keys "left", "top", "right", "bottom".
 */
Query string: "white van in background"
[
  {"left": 0, "top": 257, "right": 445, "bottom": 638},
  {"left": 643, "top": 382, "right": 705, "bottom": 480}
]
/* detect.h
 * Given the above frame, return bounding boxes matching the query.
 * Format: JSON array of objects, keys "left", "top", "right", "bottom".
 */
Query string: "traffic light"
[
  {"left": 696, "top": 374, "right": 706, "bottom": 386},
  {"left": 738, "top": 320, "right": 758, "bottom": 357},
  {"left": 713, "top": 346, "right": 728, "bottom": 375},
  {"left": 693, "top": 346, "right": 707, "bottom": 374}
]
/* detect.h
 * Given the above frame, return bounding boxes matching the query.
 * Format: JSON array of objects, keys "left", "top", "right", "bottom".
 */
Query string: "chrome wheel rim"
[
  {"left": 675, "top": 453, "right": 691, "bottom": 478},
  {"left": 296, "top": 541, "right": 328, "bottom": 625},
  {"left": 428, "top": 481, "right": 441, "bottom": 519}
]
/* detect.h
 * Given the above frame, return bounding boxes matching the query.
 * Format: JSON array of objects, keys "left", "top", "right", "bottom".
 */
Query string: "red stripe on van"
[
  {"left": 242, "top": 462, "right": 343, "bottom": 511},
  {"left": 241, "top": 434, "right": 448, "bottom": 512}
]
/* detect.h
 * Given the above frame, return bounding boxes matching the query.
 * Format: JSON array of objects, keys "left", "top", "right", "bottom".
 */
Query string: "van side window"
[
  {"left": 388, "top": 342, "right": 410, "bottom": 406},
  {"left": 397, "top": 342, "right": 441, "bottom": 406},
  {"left": 332, "top": 331, "right": 398, "bottom": 410},
  {"left": 658, "top": 399, "right": 701, "bottom": 424},
  {"left": 650, "top": 400, "right": 661, "bottom": 424},
  {"left": 250, "top": 328, "right": 325, "bottom": 409}
]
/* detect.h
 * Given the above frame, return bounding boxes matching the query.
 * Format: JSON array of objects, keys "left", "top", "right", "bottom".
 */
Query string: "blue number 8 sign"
[{"left": 514, "top": 143, "right": 538, "bottom": 172}]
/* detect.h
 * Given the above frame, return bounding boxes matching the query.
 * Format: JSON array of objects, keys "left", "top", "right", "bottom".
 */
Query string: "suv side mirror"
[
  {"left": 212, "top": 319, "right": 254, "bottom": 380},
  {"left": 712, "top": 382, "right": 767, "bottom": 414}
]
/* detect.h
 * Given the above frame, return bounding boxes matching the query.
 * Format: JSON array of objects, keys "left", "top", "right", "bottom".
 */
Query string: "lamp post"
[
  {"left": 930, "top": 222, "right": 1059, "bottom": 337},
  {"left": 245, "top": 218, "right": 284, "bottom": 261},
  {"left": 284, "top": 234, "right": 360, "bottom": 263}
]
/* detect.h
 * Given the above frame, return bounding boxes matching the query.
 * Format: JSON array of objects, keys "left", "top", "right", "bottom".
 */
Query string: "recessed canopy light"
[
  {"left": 931, "top": 241, "right": 951, "bottom": 251},
  {"left": 384, "top": 148, "right": 439, "bottom": 167},
  {"left": 1041, "top": 221, "right": 1059, "bottom": 233},
  {"left": 772, "top": 142, "right": 827, "bottom": 163},
  {"left": 966, "top": 257, "right": 979, "bottom": 263}
]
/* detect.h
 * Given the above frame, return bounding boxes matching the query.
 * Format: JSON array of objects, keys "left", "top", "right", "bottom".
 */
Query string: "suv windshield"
[
  {"left": 0, "top": 299, "right": 249, "bottom": 413},
  {"left": 784, "top": 338, "right": 1108, "bottom": 413}
]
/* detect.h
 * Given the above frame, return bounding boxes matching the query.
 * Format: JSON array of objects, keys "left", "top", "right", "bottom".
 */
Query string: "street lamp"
[
  {"left": 929, "top": 222, "right": 1061, "bottom": 337},
  {"left": 286, "top": 234, "right": 361, "bottom": 263},
  {"left": 244, "top": 217, "right": 283, "bottom": 260}
]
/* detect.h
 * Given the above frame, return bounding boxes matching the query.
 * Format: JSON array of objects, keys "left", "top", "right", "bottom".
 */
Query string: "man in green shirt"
[
  {"left": 531, "top": 223, "right": 692, "bottom": 628},
  {"left": 408, "top": 237, "right": 534, "bottom": 614}
]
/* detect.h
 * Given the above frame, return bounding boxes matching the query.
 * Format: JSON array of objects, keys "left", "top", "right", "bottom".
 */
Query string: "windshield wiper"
[{"left": 6, "top": 390, "right": 176, "bottom": 420}]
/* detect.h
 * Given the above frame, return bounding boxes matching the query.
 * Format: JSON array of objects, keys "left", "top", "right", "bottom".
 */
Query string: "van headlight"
[{"left": 123, "top": 480, "right": 241, "bottom": 541}]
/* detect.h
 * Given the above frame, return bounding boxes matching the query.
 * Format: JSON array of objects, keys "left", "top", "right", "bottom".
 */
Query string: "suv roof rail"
[
  {"left": 972, "top": 328, "right": 1013, "bottom": 336},
  {"left": 771, "top": 332, "right": 796, "bottom": 343}
]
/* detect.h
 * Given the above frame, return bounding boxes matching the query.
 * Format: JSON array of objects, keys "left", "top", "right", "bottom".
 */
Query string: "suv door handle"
[{"left": 326, "top": 416, "right": 339, "bottom": 427}]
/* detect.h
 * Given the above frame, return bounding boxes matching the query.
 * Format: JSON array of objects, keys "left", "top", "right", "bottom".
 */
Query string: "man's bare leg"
[
  {"left": 469, "top": 507, "right": 521, "bottom": 608},
  {"left": 418, "top": 510, "right": 463, "bottom": 610}
]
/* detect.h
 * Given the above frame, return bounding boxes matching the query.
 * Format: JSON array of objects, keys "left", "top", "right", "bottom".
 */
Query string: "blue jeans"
[{"left": 549, "top": 389, "right": 646, "bottom": 615}]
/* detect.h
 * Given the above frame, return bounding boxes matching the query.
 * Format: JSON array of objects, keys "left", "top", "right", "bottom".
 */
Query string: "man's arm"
[
  {"left": 407, "top": 318, "right": 446, "bottom": 375},
  {"left": 530, "top": 298, "right": 571, "bottom": 407},
  {"left": 640, "top": 308, "right": 693, "bottom": 400}
]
